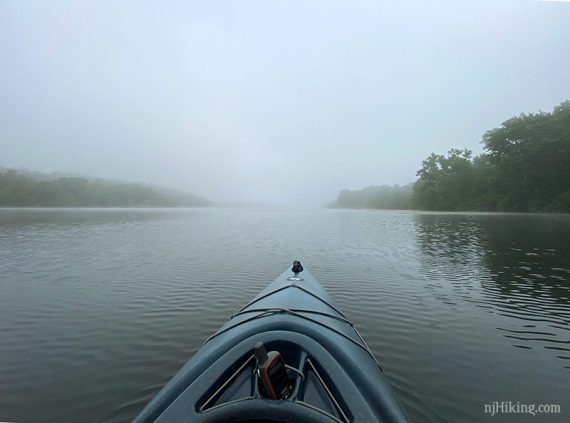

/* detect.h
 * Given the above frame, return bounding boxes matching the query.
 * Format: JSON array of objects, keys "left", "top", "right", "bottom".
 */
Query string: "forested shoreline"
[
  {"left": 330, "top": 101, "right": 570, "bottom": 213},
  {"left": 333, "top": 184, "right": 413, "bottom": 210},
  {"left": 0, "top": 170, "right": 210, "bottom": 207}
]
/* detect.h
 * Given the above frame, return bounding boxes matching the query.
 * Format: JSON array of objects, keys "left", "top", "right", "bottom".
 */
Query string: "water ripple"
[{"left": 0, "top": 209, "right": 568, "bottom": 423}]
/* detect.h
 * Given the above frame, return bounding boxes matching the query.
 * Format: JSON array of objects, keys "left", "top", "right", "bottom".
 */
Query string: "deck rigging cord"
[
  {"left": 205, "top": 302, "right": 381, "bottom": 370},
  {"left": 233, "top": 283, "right": 349, "bottom": 319}
]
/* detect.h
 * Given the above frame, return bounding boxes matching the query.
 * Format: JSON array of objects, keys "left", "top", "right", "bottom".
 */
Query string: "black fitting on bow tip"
[{"left": 292, "top": 260, "right": 303, "bottom": 275}]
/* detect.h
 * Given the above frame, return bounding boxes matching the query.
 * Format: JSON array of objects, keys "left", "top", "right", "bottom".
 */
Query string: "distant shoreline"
[
  {"left": 0, "top": 169, "right": 210, "bottom": 208},
  {"left": 330, "top": 101, "right": 569, "bottom": 214},
  {"left": 0, "top": 206, "right": 211, "bottom": 209},
  {"left": 1, "top": 206, "right": 567, "bottom": 216},
  {"left": 327, "top": 207, "right": 569, "bottom": 216}
]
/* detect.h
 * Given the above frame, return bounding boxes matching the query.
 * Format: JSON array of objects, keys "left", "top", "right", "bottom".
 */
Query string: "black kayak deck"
[{"left": 133, "top": 268, "right": 408, "bottom": 423}]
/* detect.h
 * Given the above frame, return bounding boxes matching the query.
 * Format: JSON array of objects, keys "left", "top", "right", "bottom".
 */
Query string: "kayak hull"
[{"left": 133, "top": 268, "right": 408, "bottom": 423}]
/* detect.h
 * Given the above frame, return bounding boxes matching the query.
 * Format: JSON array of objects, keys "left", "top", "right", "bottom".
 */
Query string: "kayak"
[{"left": 133, "top": 265, "right": 408, "bottom": 423}]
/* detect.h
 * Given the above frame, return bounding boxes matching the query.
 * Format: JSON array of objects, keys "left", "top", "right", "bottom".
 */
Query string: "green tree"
[
  {"left": 483, "top": 101, "right": 570, "bottom": 212},
  {"left": 413, "top": 149, "right": 476, "bottom": 211}
]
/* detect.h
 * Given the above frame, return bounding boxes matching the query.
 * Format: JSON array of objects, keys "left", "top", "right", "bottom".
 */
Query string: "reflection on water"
[
  {"left": 414, "top": 213, "right": 570, "bottom": 364},
  {"left": 0, "top": 209, "right": 568, "bottom": 423}
]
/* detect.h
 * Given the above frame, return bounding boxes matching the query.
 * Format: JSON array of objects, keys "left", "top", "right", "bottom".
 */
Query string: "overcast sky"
[{"left": 1, "top": 0, "right": 569, "bottom": 205}]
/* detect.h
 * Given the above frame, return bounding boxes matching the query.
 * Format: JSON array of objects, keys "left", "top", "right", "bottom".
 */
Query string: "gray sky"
[{"left": 1, "top": 0, "right": 569, "bottom": 205}]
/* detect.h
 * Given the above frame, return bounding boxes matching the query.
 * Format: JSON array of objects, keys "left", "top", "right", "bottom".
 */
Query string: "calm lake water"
[{"left": 0, "top": 208, "right": 569, "bottom": 423}]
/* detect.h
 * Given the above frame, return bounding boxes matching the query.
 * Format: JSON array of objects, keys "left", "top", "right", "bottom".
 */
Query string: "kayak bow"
[{"left": 133, "top": 266, "right": 408, "bottom": 423}]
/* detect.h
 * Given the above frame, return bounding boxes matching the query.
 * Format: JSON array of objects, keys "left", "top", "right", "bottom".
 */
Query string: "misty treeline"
[
  {"left": 332, "top": 101, "right": 570, "bottom": 213},
  {"left": 0, "top": 170, "right": 210, "bottom": 207},
  {"left": 335, "top": 184, "right": 413, "bottom": 209}
]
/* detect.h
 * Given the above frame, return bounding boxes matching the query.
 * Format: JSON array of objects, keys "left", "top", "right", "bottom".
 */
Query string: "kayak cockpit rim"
[
  {"left": 198, "top": 353, "right": 350, "bottom": 423},
  {"left": 203, "top": 307, "right": 382, "bottom": 370}
]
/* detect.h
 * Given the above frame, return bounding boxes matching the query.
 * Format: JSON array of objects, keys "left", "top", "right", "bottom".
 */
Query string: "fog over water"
[{"left": 1, "top": 0, "right": 569, "bottom": 205}]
